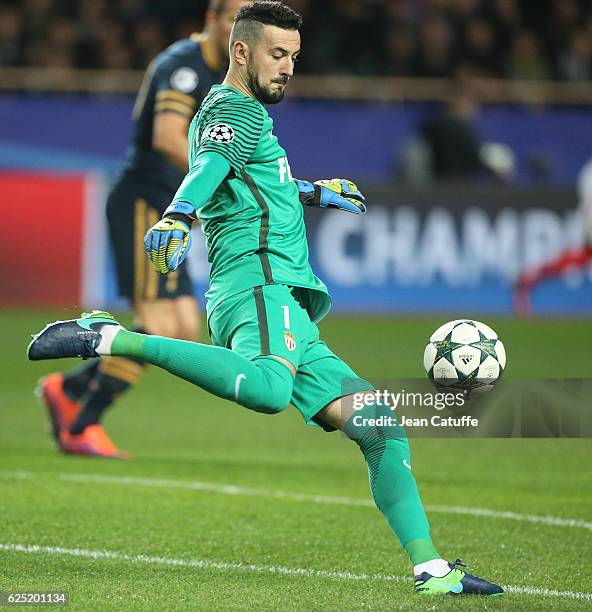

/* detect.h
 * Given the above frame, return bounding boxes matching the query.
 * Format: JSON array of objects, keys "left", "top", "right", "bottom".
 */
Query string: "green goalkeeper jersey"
[{"left": 177, "top": 84, "right": 331, "bottom": 323}]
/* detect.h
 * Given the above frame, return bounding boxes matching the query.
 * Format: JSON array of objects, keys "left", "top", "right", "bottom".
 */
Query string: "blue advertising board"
[{"left": 0, "top": 94, "right": 591, "bottom": 186}]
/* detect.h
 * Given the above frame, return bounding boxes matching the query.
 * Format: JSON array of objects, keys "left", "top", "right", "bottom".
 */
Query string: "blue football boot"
[{"left": 28, "top": 311, "right": 120, "bottom": 361}]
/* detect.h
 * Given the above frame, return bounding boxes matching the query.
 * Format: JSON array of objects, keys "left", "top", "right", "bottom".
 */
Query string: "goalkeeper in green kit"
[{"left": 28, "top": 1, "right": 502, "bottom": 596}]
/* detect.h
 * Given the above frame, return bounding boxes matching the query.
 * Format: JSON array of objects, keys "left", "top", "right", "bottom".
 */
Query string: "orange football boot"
[
  {"left": 59, "top": 424, "right": 129, "bottom": 459},
  {"left": 37, "top": 372, "right": 81, "bottom": 444}
]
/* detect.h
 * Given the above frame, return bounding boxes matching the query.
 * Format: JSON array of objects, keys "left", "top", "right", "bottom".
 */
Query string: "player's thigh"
[
  {"left": 106, "top": 179, "right": 193, "bottom": 303},
  {"left": 208, "top": 284, "right": 313, "bottom": 369},
  {"left": 291, "top": 340, "right": 374, "bottom": 431}
]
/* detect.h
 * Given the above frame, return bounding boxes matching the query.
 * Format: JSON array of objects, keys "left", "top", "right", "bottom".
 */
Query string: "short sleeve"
[
  {"left": 196, "top": 96, "right": 265, "bottom": 174},
  {"left": 153, "top": 58, "right": 201, "bottom": 119}
]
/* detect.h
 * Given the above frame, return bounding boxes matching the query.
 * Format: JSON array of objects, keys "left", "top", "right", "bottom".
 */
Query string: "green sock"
[
  {"left": 344, "top": 402, "right": 440, "bottom": 565},
  {"left": 111, "top": 330, "right": 293, "bottom": 414}
]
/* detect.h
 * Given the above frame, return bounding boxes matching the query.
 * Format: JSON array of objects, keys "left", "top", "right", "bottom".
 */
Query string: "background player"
[
  {"left": 514, "top": 156, "right": 592, "bottom": 315},
  {"left": 29, "top": 1, "right": 503, "bottom": 596},
  {"left": 37, "top": 0, "right": 249, "bottom": 458}
]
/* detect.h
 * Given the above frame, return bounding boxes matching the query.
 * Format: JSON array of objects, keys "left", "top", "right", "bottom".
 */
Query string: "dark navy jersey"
[{"left": 120, "top": 34, "right": 224, "bottom": 192}]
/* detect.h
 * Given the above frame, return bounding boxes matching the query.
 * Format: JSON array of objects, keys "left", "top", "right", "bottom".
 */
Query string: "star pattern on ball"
[
  {"left": 207, "top": 124, "right": 235, "bottom": 143},
  {"left": 433, "top": 338, "right": 464, "bottom": 365},
  {"left": 471, "top": 338, "right": 498, "bottom": 362}
]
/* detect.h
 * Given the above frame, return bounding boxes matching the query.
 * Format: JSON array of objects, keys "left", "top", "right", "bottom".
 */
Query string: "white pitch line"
[
  {"left": 59, "top": 472, "right": 374, "bottom": 507},
  {"left": 1, "top": 543, "right": 591, "bottom": 602},
  {"left": 0, "top": 543, "right": 402, "bottom": 583},
  {"left": 425, "top": 505, "right": 592, "bottom": 531},
  {"left": 503, "top": 585, "right": 592, "bottom": 601},
  {"left": 1, "top": 470, "right": 591, "bottom": 532}
]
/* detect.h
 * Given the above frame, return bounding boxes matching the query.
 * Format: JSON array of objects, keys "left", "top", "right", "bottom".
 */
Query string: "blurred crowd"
[{"left": 1, "top": 0, "right": 591, "bottom": 81}]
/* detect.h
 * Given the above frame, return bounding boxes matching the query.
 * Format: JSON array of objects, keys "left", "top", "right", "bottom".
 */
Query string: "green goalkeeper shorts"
[{"left": 208, "top": 284, "right": 373, "bottom": 430}]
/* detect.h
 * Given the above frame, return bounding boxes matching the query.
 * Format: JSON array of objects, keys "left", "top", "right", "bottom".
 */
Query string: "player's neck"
[
  {"left": 223, "top": 69, "right": 255, "bottom": 101},
  {"left": 194, "top": 31, "right": 223, "bottom": 71}
]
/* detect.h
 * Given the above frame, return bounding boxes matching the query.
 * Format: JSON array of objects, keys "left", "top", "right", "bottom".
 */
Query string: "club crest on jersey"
[
  {"left": 170, "top": 67, "right": 198, "bottom": 93},
  {"left": 284, "top": 331, "right": 296, "bottom": 352},
  {"left": 207, "top": 124, "right": 235, "bottom": 143}
]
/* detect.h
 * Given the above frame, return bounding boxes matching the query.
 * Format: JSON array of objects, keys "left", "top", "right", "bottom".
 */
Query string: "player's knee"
[
  {"left": 143, "top": 320, "right": 178, "bottom": 338},
  {"left": 264, "top": 383, "right": 293, "bottom": 414},
  {"left": 139, "top": 312, "right": 180, "bottom": 338},
  {"left": 236, "top": 358, "right": 293, "bottom": 415},
  {"left": 174, "top": 320, "right": 199, "bottom": 342},
  {"left": 136, "top": 301, "right": 182, "bottom": 338},
  {"left": 344, "top": 401, "right": 407, "bottom": 444},
  {"left": 239, "top": 381, "right": 292, "bottom": 415},
  {"left": 173, "top": 298, "right": 201, "bottom": 341}
]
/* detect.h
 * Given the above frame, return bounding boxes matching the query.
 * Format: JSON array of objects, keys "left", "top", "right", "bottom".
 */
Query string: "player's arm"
[
  {"left": 151, "top": 61, "right": 201, "bottom": 173},
  {"left": 145, "top": 96, "right": 265, "bottom": 274},
  {"left": 152, "top": 112, "right": 191, "bottom": 173},
  {"left": 144, "top": 152, "right": 230, "bottom": 274},
  {"left": 295, "top": 178, "right": 366, "bottom": 214}
]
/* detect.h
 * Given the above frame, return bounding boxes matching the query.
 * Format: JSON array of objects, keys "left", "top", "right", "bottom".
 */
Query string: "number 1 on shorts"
[{"left": 281, "top": 305, "right": 291, "bottom": 330}]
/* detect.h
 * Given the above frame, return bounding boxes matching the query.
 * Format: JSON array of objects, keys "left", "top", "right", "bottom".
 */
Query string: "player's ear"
[{"left": 232, "top": 40, "right": 249, "bottom": 66}]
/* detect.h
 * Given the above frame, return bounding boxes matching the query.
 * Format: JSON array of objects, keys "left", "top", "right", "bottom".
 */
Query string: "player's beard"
[{"left": 246, "top": 61, "right": 285, "bottom": 104}]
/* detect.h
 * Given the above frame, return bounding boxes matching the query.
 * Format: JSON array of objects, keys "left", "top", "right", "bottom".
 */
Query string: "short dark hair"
[{"left": 230, "top": 1, "right": 302, "bottom": 47}]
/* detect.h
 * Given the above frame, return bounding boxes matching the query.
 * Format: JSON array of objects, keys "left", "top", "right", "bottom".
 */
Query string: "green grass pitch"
[{"left": 1, "top": 310, "right": 591, "bottom": 610}]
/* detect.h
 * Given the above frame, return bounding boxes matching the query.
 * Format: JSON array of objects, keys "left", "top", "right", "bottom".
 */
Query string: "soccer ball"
[{"left": 423, "top": 319, "right": 506, "bottom": 396}]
